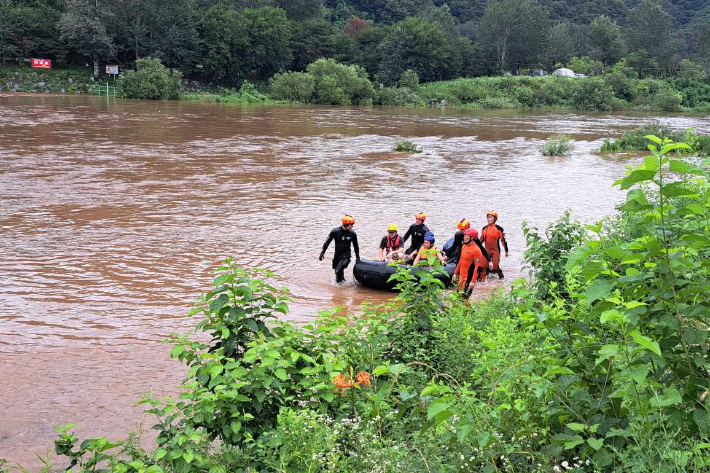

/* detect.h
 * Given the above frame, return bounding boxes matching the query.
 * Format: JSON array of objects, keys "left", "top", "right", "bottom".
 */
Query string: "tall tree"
[
  {"left": 291, "top": 19, "right": 353, "bottom": 71},
  {"left": 545, "top": 21, "right": 578, "bottom": 68},
  {"left": 0, "top": 0, "right": 20, "bottom": 64},
  {"left": 376, "top": 17, "right": 452, "bottom": 84},
  {"left": 241, "top": 7, "right": 293, "bottom": 80},
  {"left": 59, "top": 0, "right": 116, "bottom": 78},
  {"left": 588, "top": 15, "right": 625, "bottom": 67},
  {"left": 626, "top": 0, "right": 675, "bottom": 72},
  {"left": 479, "top": 0, "right": 550, "bottom": 73},
  {"left": 198, "top": 6, "right": 248, "bottom": 84},
  {"left": 142, "top": 0, "right": 200, "bottom": 71},
  {"left": 697, "top": 19, "right": 710, "bottom": 69},
  {"left": 274, "top": 0, "right": 323, "bottom": 21}
]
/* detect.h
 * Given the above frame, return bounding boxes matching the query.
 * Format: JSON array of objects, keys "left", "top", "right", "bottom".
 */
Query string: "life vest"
[{"left": 386, "top": 234, "right": 401, "bottom": 250}]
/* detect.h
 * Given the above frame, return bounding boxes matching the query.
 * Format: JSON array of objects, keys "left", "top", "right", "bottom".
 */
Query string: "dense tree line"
[{"left": 1, "top": 0, "right": 710, "bottom": 85}]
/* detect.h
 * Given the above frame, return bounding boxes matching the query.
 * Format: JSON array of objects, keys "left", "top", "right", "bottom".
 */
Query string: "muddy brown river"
[{"left": 2, "top": 95, "right": 709, "bottom": 466}]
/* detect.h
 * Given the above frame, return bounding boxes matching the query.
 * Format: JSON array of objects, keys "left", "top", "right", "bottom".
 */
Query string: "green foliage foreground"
[{"left": 10, "top": 137, "right": 710, "bottom": 473}]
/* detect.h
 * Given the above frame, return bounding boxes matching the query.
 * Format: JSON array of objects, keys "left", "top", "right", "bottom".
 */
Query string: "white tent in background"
[{"left": 552, "top": 68, "right": 575, "bottom": 77}]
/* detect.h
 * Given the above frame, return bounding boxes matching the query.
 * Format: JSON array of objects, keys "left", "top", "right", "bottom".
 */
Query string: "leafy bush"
[
  {"left": 652, "top": 88, "right": 684, "bottom": 112},
  {"left": 306, "top": 58, "right": 375, "bottom": 105},
  {"left": 269, "top": 71, "right": 315, "bottom": 102},
  {"left": 539, "top": 135, "right": 573, "bottom": 156},
  {"left": 393, "top": 139, "right": 422, "bottom": 153},
  {"left": 118, "top": 57, "right": 182, "bottom": 100},
  {"left": 478, "top": 96, "right": 519, "bottom": 108},
  {"left": 398, "top": 69, "right": 419, "bottom": 91},
  {"left": 600, "top": 122, "right": 689, "bottom": 152},
  {"left": 570, "top": 77, "right": 614, "bottom": 111}
]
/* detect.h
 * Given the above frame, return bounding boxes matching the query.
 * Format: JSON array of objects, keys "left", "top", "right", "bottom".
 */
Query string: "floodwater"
[{"left": 2, "top": 95, "right": 709, "bottom": 466}]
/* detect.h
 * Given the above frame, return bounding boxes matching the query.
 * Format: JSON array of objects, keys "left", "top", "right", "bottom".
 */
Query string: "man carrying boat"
[
  {"left": 403, "top": 212, "right": 430, "bottom": 263},
  {"left": 378, "top": 224, "right": 405, "bottom": 262},
  {"left": 320, "top": 215, "right": 361, "bottom": 284}
]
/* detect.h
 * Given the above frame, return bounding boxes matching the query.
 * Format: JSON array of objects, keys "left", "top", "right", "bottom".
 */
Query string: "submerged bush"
[
  {"left": 376, "top": 86, "right": 423, "bottom": 105},
  {"left": 118, "top": 57, "right": 182, "bottom": 100},
  {"left": 539, "top": 135, "right": 573, "bottom": 156},
  {"left": 307, "top": 58, "right": 375, "bottom": 106},
  {"left": 393, "top": 139, "right": 422, "bottom": 153}
]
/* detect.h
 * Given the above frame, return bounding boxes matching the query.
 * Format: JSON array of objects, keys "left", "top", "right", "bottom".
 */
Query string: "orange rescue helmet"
[
  {"left": 414, "top": 212, "right": 426, "bottom": 221},
  {"left": 486, "top": 210, "right": 499, "bottom": 219},
  {"left": 342, "top": 215, "right": 356, "bottom": 225},
  {"left": 457, "top": 218, "right": 471, "bottom": 230},
  {"left": 464, "top": 228, "right": 478, "bottom": 238}
]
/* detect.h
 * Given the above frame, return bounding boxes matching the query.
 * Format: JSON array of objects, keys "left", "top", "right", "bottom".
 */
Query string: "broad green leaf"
[
  {"left": 170, "top": 345, "right": 184, "bottom": 358},
  {"left": 644, "top": 155, "right": 659, "bottom": 170},
  {"left": 595, "top": 344, "right": 619, "bottom": 366},
  {"left": 373, "top": 365, "right": 389, "bottom": 376},
  {"left": 650, "top": 387, "right": 682, "bottom": 408},
  {"left": 457, "top": 423, "right": 473, "bottom": 442},
  {"left": 661, "top": 142, "right": 691, "bottom": 155},
  {"left": 545, "top": 366, "right": 575, "bottom": 376},
  {"left": 618, "top": 170, "right": 657, "bottom": 190},
  {"left": 669, "top": 159, "right": 705, "bottom": 175},
  {"left": 628, "top": 366, "right": 649, "bottom": 385},
  {"left": 645, "top": 135, "right": 662, "bottom": 145},
  {"left": 274, "top": 368, "right": 288, "bottom": 381},
  {"left": 661, "top": 182, "right": 699, "bottom": 198},
  {"left": 630, "top": 330, "right": 661, "bottom": 356},
  {"left": 564, "top": 436, "right": 585, "bottom": 450},
  {"left": 585, "top": 280, "right": 613, "bottom": 305},
  {"left": 593, "top": 448, "right": 613, "bottom": 467},
  {"left": 566, "top": 422, "right": 586, "bottom": 432},
  {"left": 587, "top": 438, "right": 604, "bottom": 451},
  {"left": 427, "top": 401, "right": 451, "bottom": 420},
  {"left": 183, "top": 452, "right": 194, "bottom": 464},
  {"left": 600, "top": 309, "right": 622, "bottom": 325},
  {"left": 230, "top": 421, "right": 242, "bottom": 434},
  {"left": 693, "top": 409, "right": 710, "bottom": 434}
]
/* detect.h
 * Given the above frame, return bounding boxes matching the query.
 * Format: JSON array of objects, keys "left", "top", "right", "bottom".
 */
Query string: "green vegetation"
[
  {"left": 393, "top": 139, "right": 421, "bottom": 153},
  {"left": 601, "top": 123, "right": 710, "bottom": 154},
  {"left": 118, "top": 57, "right": 181, "bottom": 100},
  {"left": 0, "top": 64, "right": 101, "bottom": 94},
  {"left": 2, "top": 0, "right": 710, "bottom": 97},
  {"left": 540, "top": 135, "right": 573, "bottom": 156},
  {"left": 6, "top": 135, "right": 709, "bottom": 473},
  {"left": 181, "top": 82, "right": 271, "bottom": 104}
]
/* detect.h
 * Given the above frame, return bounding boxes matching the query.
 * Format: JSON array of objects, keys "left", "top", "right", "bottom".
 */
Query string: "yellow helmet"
[{"left": 387, "top": 223, "right": 398, "bottom": 232}]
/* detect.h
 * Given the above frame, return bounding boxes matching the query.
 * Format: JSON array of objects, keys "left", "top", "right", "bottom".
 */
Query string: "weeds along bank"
[
  {"left": 7, "top": 57, "right": 710, "bottom": 113},
  {"left": 9, "top": 136, "right": 709, "bottom": 473}
]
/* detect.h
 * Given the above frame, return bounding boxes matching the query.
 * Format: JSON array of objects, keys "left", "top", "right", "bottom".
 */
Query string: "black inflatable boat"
[{"left": 353, "top": 259, "right": 457, "bottom": 291}]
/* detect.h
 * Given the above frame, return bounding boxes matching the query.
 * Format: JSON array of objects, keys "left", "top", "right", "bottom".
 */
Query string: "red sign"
[{"left": 31, "top": 58, "right": 52, "bottom": 69}]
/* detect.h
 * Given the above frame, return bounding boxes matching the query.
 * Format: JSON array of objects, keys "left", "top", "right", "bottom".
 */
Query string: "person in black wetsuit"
[
  {"left": 443, "top": 218, "right": 470, "bottom": 264},
  {"left": 403, "top": 212, "right": 430, "bottom": 264},
  {"left": 319, "top": 215, "right": 360, "bottom": 284}
]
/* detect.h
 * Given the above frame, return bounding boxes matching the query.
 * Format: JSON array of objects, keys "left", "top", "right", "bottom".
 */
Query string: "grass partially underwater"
[{"left": 3, "top": 136, "right": 710, "bottom": 473}]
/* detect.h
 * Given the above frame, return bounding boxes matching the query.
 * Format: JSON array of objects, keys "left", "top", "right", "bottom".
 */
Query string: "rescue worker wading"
[
  {"left": 320, "top": 215, "right": 360, "bottom": 284},
  {"left": 480, "top": 210, "right": 509, "bottom": 279},
  {"left": 403, "top": 212, "right": 430, "bottom": 264},
  {"left": 443, "top": 218, "right": 470, "bottom": 264},
  {"left": 452, "top": 228, "right": 489, "bottom": 297}
]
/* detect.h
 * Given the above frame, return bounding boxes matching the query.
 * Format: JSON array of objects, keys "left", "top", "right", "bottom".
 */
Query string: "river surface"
[{"left": 2, "top": 95, "right": 709, "bottom": 465}]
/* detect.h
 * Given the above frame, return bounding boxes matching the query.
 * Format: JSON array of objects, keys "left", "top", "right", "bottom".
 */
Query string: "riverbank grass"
[{"left": 540, "top": 135, "right": 573, "bottom": 156}]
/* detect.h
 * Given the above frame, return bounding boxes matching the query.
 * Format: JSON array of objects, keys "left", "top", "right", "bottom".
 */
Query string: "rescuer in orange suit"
[
  {"left": 480, "top": 210, "right": 509, "bottom": 279},
  {"left": 452, "top": 228, "right": 488, "bottom": 297}
]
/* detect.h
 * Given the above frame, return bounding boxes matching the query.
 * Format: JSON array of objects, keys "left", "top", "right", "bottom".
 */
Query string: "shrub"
[
  {"left": 118, "top": 57, "right": 181, "bottom": 100},
  {"left": 478, "top": 96, "right": 519, "bottom": 109},
  {"left": 570, "top": 77, "right": 614, "bottom": 111},
  {"left": 600, "top": 122, "right": 680, "bottom": 152},
  {"left": 539, "top": 135, "right": 573, "bottom": 156},
  {"left": 398, "top": 69, "right": 419, "bottom": 91},
  {"left": 652, "top": 88, "right": 684, "bottom": 112},
  {"left": 393, "top": 139, "right": 422, "bottom": 153},
  {"left": 269, "top": 71, "right": 315, "bottom": 103},
  {"left": 306, "top": 58, "right": 374, "bottom": 106}
]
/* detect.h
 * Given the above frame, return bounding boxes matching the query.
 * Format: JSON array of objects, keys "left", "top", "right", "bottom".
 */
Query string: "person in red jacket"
[
  {"left": 452, "top": 228, "right": 489, "bottom": 297},
  {"left": 480, "top": 210, "right": 509, "bottom": 279}
]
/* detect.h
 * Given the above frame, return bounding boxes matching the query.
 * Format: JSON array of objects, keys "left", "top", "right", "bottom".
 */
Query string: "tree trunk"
[{"left": 93, "top": 59, "right": 99, "bottom": 79}]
